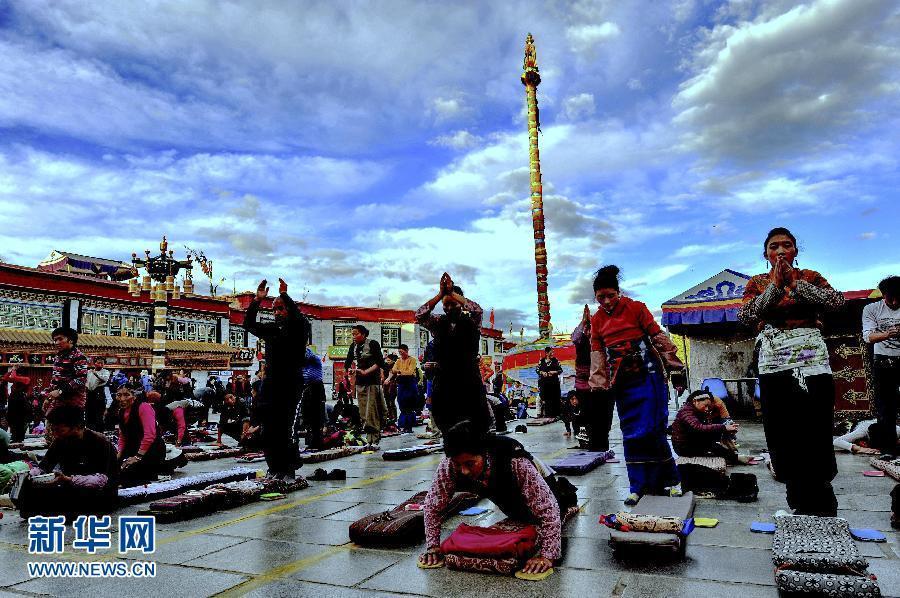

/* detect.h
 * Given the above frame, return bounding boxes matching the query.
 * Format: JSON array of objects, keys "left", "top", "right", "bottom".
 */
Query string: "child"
[{"left": 560, "top": 391, "right": 582, "bottom": 437}]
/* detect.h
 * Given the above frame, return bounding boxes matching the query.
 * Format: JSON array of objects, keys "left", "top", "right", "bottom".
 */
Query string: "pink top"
[
  {"left": 424, "top": 456, "right": 561, "bottom": 560},
  {"left": 172, "top": 407, "right": 187, "bottom": 444},
  {"left": 118, "top": 402, "right": 157, "bottom": 454}
]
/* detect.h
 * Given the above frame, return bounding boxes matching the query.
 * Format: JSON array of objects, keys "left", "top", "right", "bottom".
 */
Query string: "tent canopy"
[{"left": 661, "top": 269, "right": 750, "bottom": 327}]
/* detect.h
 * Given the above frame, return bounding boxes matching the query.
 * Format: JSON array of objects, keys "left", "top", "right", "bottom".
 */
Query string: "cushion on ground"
[
  {"left": 774, "top": 570, "right": 881, "bottom": 597},
  {"left": 551, "top": 451, "right": 614, "bottom": 475},
  {"left": 608, "top": 492, "right": 695, "bottom": 555},
  {"left": 184, "top": 447, "right": 246, "bottom": 461},
  {"left": 772, "top": 515, "right": 869, "bottom": 574},
  {"left": 869, "top": 457, "right": 900, "bottom": 481},
  {"left": 349, "top": 490, "right": 479, "bottom": 546},
  {"left": 443, "top": 519, "right": 536, "bottom": 576},
  {"left": 526, "top": 417, "right": 558, "bottom": 426},
  {"left": 118, "top": 467, "right": 256, "bottom": 505},
  {"left": 299, "top": 446, "right": 366, "bottom": 464},
  {"left": 676, "top": 456, "right": 729, "bottom": 494},
  {"left": 382, "top": 445, "right": 442, "bottom": 461}
]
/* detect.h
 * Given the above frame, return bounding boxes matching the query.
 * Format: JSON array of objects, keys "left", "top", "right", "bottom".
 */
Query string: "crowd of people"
[{"left": 1, "top": 230, "right": 898, "bottom": 574}]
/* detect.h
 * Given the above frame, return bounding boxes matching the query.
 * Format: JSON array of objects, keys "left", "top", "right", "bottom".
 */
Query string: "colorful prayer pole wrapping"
[{"left": 521, "top": 33, "right": 552, "bottom": 338}]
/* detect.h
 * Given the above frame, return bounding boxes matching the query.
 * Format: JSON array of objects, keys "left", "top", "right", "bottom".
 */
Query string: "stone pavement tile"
[
  {"left": 148, "top": 533, "right": 247, "bottom": 565},
  {"left": 621, "top": 574, "right": 778, "bottom": 598},
  {"left": 837, "top": 509, "right": 896, "bottom": 531},
  {"left": 363, "top": 477, "right": 432, "bottom": 492},
  {"left": 360, "top": 554, "right": 623, "bottom": 598},
  {"left": 0, "top": 516, "right": 29, "bottom": 546},
  {"left": 0, "top": 549, "right": 41, "bottom": 587},
  {"left": 286, "top": 546, "right": 404, "bottom": 586},
  {"left": 558, "top": 535, "right": 609, "bottom": 569},
  {"left": 243, "top": 579, "right": 405, "bottom": 598},
  {"left": 273, "top": 499, "right": 365, "bottom": 519},
  {"left": 690, "top": 521, "right": 775, "bottom": 550},
  {"left": 335, "top": 488, "right": 431, "bottom": 505},
  {"left": 868, "top": 558, "right": 900, "bottom": 598},
  {"left": 10, "top": 563, "right": 247, "bottom": 597},
  {"left": 855, "top": 540, "right": 891, "bottom": 559},
  {"left": 692, "top": 502, "right": 773, "bottom": 523},
  {"left": 210, "top": 515, "right": 352, "bottom": 545},
  {"left": 608, "top": 545, "right": 777, "bottom": 587},
  {"left": 844, "top": 493, "right": 893, "bottom": 512},
  {"left": 185, "top": 538, "right": 325, "bottom": 574},
  {"left": 579, "top": 497, "right": 635, "bottom": 516},
  {"left": 323, "top": 502, "right": 396, "bottom": 523},
  {"left": 563, "top": 513, "right": 612, "bottom": 540}
]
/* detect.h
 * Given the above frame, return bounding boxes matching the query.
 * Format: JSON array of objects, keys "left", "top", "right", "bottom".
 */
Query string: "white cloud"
[
  {"left": 429, "top": 130, "right": 482, "bottom": 150},
  {"left": 673, "top": 0, "right": 900, "bottom": 164},
  {"left": 672, "top": 242, "right": 747, "bottom": 258},
  {"left": 562, "top": 93, "right": 596, "bottom": 120},
  {"left": 566, "top": 22, "right": 621, "bottom": 57}
]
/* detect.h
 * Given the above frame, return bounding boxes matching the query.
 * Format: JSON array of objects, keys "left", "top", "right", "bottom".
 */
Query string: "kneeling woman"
[
  {"left": 115, "top": 387, "right": 166, "bottom": 486},
  {"left": 419, "top": 421, "right": 576, "bottom": 575},
  {"left": 589, "top": 265, "right": 686, "bottom": 505},
  {"left": 672, "top": 391, "right": 741, "bottom": 464}
]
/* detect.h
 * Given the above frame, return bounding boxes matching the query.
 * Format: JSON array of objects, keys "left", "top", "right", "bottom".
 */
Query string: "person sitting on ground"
[
  {"left": 14, "top": 405, "right": 118, "bottom": 520},
  {"left": 833, "top": 419, "right": 900, "bottom": 455},
  {"left": 671, "top": 390, "right": 741, "bottom": 465},
  {"left": 115, "top": 387, "right": 166, "bottom": 486},
  {"left": 560, "top": 391, "right": 583, "bottom": 438},
  {"left": 419, "top": 420, "right": 577, "bottom": 575},
  {"left": 217, "top": 393, "right": 251, "bottom": 447}
]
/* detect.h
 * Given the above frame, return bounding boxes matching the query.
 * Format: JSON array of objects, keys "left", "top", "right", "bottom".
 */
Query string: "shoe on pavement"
[{"left": 624, "top": 493, "right": 641, "bottom": 507}]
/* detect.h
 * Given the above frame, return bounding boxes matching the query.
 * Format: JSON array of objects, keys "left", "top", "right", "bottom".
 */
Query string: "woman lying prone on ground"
[{"left": 418, "top": 420, "right": 576, "bottom": 575}]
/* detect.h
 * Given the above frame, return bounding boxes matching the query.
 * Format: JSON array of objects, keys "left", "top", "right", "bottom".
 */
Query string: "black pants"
[
  {"left": 431, "top": 371, "right": 491, "bottom": 434},
  {"left": 872, "top": 360, "right": 900, "bottom": 454},
  {"left": 262, "top": 383, "right": 300, "bottom": 475},
  {"left": 119, "top": 444, "right": 166, "bottom": 488},
  {"left": 300, "top": 381, "right": 326, "bottom": 450},
  {"left": 759, "top": 371, "right": 838, "bottom": 516},
  {"left": 581, "top": 388, "right": 615, "bottom": 451},
  {"left": 6, "top": 397, "right": 29, "bottom": 443},
  {"left": 85, "top": 389, "right": 106, "bottom": 432}
]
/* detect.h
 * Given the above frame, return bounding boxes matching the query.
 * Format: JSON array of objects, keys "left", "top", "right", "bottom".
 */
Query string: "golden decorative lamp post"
[
  {"left": 129, "top": 236, "right": 195, "bottom": 372},
  {"left": 521, "top": 33, "right": 552, "bottom": 338}
]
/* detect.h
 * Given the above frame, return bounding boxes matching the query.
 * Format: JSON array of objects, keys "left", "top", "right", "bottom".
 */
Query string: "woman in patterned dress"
[{"left": 739, "top": 227, "right": 844, "bottom": 516}]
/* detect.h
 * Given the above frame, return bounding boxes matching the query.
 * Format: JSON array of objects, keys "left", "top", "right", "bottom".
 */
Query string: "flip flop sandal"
[
  {"left": 417, "top": 560, "right": 445, "bottom": 569},
  {"left": 515, "top": 568, "right": 554, "bottom": 581}
]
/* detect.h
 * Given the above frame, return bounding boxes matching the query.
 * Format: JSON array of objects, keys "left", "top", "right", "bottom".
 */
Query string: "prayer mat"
[
  {"left": 349, "top": 491, "right": 478, "bottom": 546},
  {"left": 184, "top": 447, "right": 246, "bottom": 462},
  {"left": 676, "top": 456, "right": 729, "bottom": 495},
  {"left": 145, "top": 476, "right": 309, "bottom": 522},
  {"left": 525, "top": 417, "right": 558, "bottom": 426},
  {"left": 608, "top": 492, "right": 695, "bottom": 557},
  {"left": 551, "top": 450, "right": 614, "bottom": 475},
  {"left": 118, "top": 467, "right": 256, "bottom": 506},
  {"left": 299, "top": 445, "right": 365, "bottom": 464},
  {"left": 382, "top": 445, "right": 443, "bottom": 461},
  {"left": 443, "top": 520, "right": 537, "bottom": 576},
  {"left": 773, "top": 515, "right": 880, "bottom": 597},
  {"left": 237, "top": 452, "right": 266, "bottom": 463},
  {"left": 869, "top": 457, "right": 900, "bottom": 481}
]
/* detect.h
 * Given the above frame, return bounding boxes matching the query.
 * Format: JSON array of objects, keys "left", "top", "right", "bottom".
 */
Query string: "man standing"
[
  {"left": 245, "top": 278, "right": 309, "bottom": 481},
  {"left": 491, "top": 363, "right": 505, "bottom": 396},
  {"left": 863, "top": 275, "right": 900, "bottom": 455},
  {"left": 85, "top": 358, "right": 110, "bottom": 432},
  {"left": 43, "top": 327, "right": 89, "bottom": 417},
  {"left": 572, "top": 305, "right": 614, "bottom": 450},
  {"left": 385, "top": 344, "right": 420, "bottom": 433},
  {"left": 2, "top": 366, "right": 31, "bottom": 442},
  {"left": 345, "top": 325, "right": 386, "bottom": 447},
  {"left": 416, "top": 273, "right": 490, "bottom": 433},
  {"left": 298, "top": 347, "right": 326, "bottom": 450},
  {"left": 537, "top": 347, "right": 563, "bottom": 418}
]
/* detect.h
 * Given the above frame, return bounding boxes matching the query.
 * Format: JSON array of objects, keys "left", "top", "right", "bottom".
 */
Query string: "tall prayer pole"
[{"left": 521, "top": 33, "right": 552, "bottom": 338}]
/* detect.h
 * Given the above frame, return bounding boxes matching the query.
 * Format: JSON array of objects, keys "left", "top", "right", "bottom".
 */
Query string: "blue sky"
[{"left": 1, "top": 0, "right": 898, "bottom": 335}]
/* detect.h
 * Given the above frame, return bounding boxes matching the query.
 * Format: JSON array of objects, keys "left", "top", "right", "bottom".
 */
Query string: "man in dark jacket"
[
  {"left": 415, "top": 273, "right": 490, "bottom": 434},
  {"left": 14, "top": 405, "right": 119, "bottom": 520},
  {"left": 245, "top": 278, "right": 309, "bottom": 481}
]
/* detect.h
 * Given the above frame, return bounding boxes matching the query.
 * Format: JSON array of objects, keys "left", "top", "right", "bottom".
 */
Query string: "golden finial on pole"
[{"left": 521, "top": 33, "right": 551, "bottom": 338}]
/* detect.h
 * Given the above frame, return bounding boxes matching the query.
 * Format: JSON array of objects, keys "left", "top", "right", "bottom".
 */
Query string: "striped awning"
[{"left": 0, "top": 328, "right": 235, "bottom": 354}]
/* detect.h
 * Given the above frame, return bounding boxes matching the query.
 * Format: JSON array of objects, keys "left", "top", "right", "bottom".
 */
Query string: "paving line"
[{"left": 211, "top": 543, "right": 351, "bottom": 598}]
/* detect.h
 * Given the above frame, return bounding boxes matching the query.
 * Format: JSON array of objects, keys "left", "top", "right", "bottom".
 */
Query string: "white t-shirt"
[{"left": 862, "top": 300, "right": 900, "bottom": 356}]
